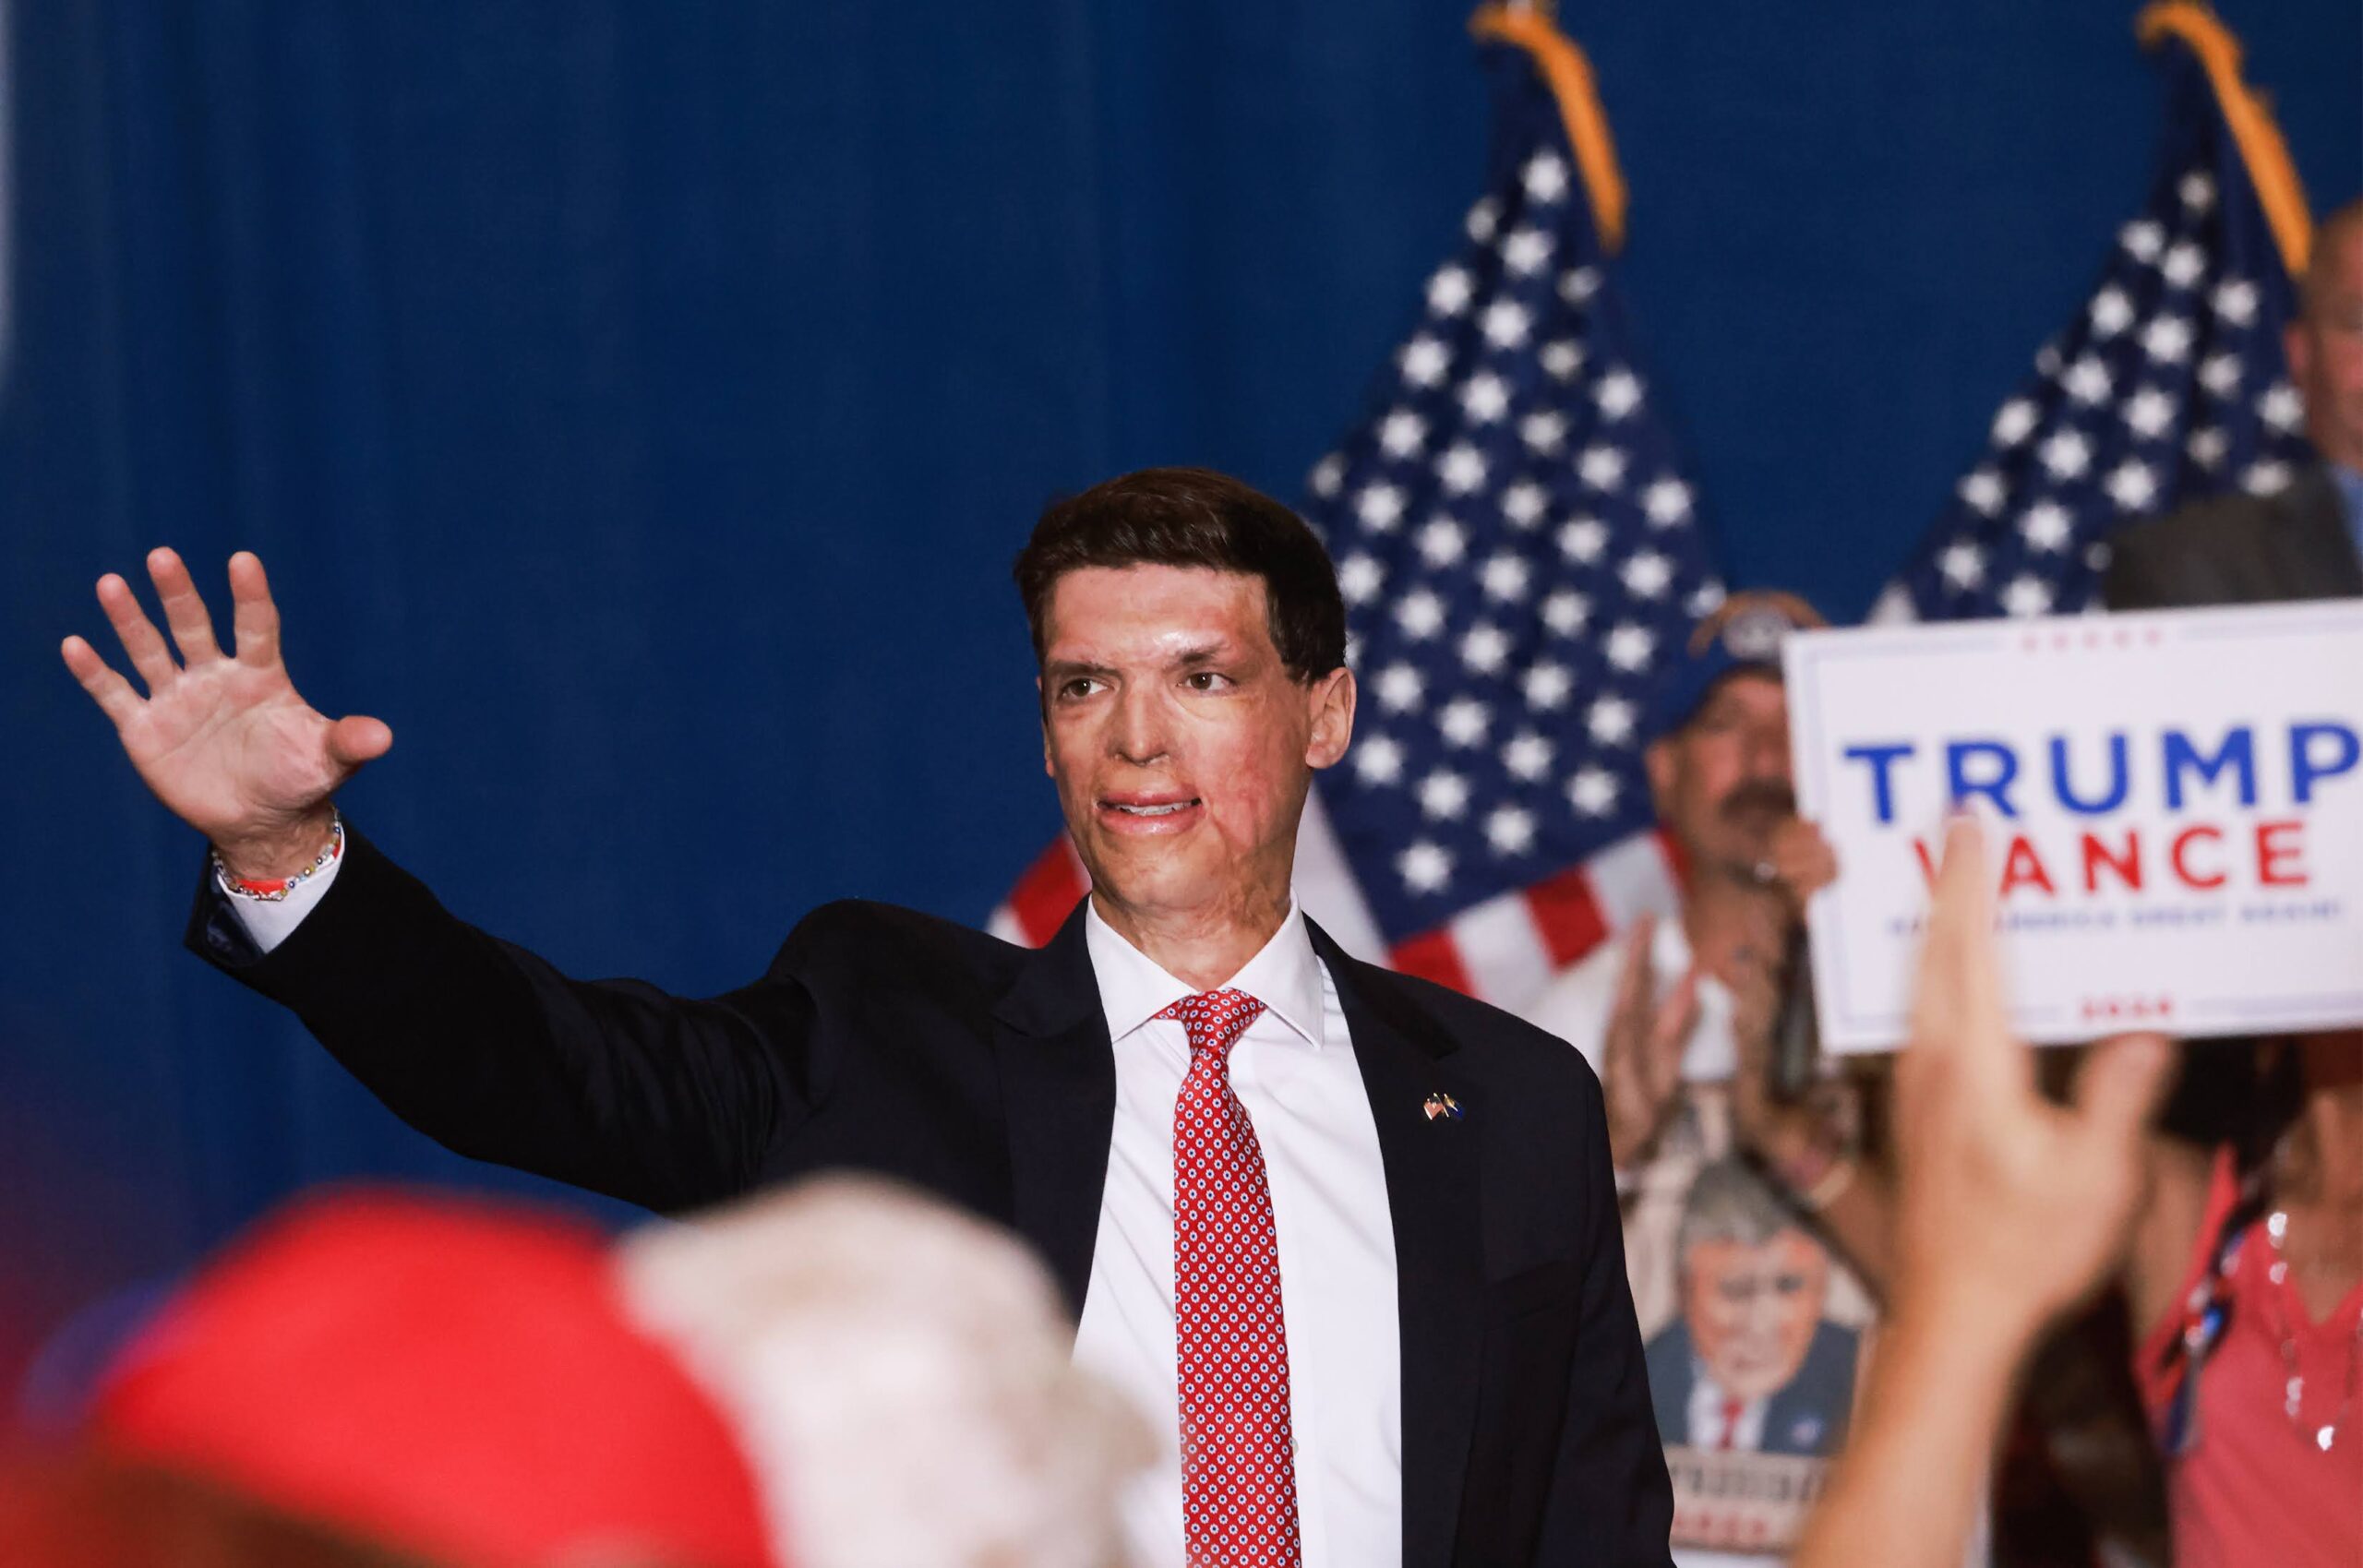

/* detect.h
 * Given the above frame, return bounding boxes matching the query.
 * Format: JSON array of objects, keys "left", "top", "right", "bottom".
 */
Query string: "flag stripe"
[
  {"left": 1446, "top": 890, "right": 1558, "bottom": 1005},
  {"left": 1521, "top": 862, "right": 1610, "bottom": 968},
  {"left": 993, "top": 837, "right": 1088, "bottom": 947},
  {"left": 1388, "top": 927, "right": 1475, "bottom": 994},
  {"left": 1581, "top": 829, "right": 1683, "bottom": 929}
]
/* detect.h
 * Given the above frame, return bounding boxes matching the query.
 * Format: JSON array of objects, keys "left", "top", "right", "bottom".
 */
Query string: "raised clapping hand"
[
  {"left": 1599, "top": 911, "right": 1700, "bottom": 1170},
  {"left": 59, "top": 549, "right": 390, "bottom": 880}
]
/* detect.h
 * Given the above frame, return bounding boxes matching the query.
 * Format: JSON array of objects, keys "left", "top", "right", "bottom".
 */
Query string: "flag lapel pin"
[{"left": 1422, "top": 1092, "right": 1463, "bottom": 1122}]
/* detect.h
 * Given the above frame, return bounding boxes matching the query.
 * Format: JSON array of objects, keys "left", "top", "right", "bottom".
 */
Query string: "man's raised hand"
[{"left": 60, "top": 549, "right": 391, "bottom": 879}]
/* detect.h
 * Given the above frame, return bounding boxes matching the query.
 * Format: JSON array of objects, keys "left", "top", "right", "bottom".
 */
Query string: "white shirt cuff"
[{"left": 216, "top": 843, "right": 344, "bottom": 954}]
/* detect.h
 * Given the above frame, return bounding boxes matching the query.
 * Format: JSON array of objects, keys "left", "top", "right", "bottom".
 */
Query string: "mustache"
[{"left": 1719, "top": 781, "right": 1796, "bottom": 821}]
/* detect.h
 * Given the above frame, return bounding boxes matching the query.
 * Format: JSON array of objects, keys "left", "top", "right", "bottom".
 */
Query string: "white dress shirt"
[
  {"left": 224, "top": 856, "right": 1405, "bottom": 1568},
  {"left": 1074, "top": 899, "right": 1400, "bottom": 1568},
  {"left": 221, "top": 844, "right": 341, "bottom": 952}
]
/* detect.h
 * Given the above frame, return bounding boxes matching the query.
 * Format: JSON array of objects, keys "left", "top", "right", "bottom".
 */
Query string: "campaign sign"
[{"left": 1784, "top": 600, "right": 2363, "bottom": 1052}]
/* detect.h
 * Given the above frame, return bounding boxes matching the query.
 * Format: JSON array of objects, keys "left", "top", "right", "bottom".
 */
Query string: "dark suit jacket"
[
  {"left": 2102, "top": 462, "right": 2362, "bottom": 609},
  {"left": 1641, "top": 1319, "right": 1860, "bottom": 1459},
  {"left": 186, "top": 824, "right": 1675, "bottom": 1568}
]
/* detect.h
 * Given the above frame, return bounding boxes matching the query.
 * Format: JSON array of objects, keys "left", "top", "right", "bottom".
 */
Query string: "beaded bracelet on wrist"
[
  {"left": 213, "top": 812, "right": 344, "bottom": 903},
  {"left": 1799, "top": 1155, "right": 1860, "bottom": 1212},
  {"left": 1765, "top": 1134, "right": 1859, "bottom": 1212}
]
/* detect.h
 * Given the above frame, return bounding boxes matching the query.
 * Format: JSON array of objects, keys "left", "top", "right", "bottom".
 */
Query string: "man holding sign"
[{"left": 1524, "top": 592, "right": 1891, "bottom": 1566}]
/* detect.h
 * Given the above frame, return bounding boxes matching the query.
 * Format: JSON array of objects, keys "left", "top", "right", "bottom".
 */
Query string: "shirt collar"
[{"left": 1082, "top": 895, "right": 1327, "bottom": 1050}]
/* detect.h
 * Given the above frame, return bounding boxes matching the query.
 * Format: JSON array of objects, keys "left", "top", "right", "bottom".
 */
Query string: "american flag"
[
  {"left": 1870, "top": 13, "right": 2315, "bottom": 626},
  {"left": 992, "top": 10, "right": 1721, "bottom": 1011}
]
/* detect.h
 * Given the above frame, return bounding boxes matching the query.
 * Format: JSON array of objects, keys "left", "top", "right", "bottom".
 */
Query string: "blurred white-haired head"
[{"left": 615, "top": 1174, "right": 1150, "bottom": 1568}]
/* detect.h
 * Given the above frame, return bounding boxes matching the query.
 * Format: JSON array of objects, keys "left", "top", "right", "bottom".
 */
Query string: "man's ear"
[
  {"left": 1644, "top": 736, "right": 1679, "bottom": 816},
  {"left": 1304, "top": 666, "right": 1357, "bottom": 771},
  {"left": 2284, "top": 318, "right": 2314, "bottom": 391},
  {"left": 1038, "top": 675, "right": 1054, "bottom": 778}
]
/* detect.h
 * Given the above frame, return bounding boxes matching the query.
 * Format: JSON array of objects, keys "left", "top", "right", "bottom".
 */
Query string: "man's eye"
[
  {"left": 1186, "top": 671, "right": 1231, "bottom": 692},
  {"left": 1060, "top": 678, "right": 1103, "bottom": 700}
]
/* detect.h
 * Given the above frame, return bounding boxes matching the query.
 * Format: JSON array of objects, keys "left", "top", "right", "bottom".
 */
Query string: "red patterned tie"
[{"left": 1161, "top": 987, "right": 1302, "bottom": 1568}]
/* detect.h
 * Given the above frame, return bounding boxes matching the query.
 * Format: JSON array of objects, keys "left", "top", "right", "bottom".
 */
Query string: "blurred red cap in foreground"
[{"left": 88, "top": 1189, "right": 777, "bottom": 1568}]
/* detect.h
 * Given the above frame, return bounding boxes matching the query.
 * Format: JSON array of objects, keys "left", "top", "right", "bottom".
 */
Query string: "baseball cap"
[
  {"left": 1640, "top": 590, "right": 1828, "bottom": 745},
  {"left": 91, "top": 1190, "right": 781, "bottom": 1568}
]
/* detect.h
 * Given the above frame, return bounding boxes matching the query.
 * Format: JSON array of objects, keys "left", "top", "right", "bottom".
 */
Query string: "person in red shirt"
[{"left": 2132, "top": 1030, "right": 2363, "bottom": 1568}]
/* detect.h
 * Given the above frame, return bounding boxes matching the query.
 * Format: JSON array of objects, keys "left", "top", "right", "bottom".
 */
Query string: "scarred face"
[{"left": 1039, "top": 566, "right": 1353, "bottom": 938}]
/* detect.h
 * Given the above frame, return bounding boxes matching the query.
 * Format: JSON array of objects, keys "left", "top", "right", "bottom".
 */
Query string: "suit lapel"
[
  {"left": 991, "top": 904, "right": 1117, "bottom": 1325},
  {"left": 2269, "top": 465, "right": 2363, "bottom": 598},
  {"left": 1311, "top": 921, "right": 1486, "bottom": 1568}
]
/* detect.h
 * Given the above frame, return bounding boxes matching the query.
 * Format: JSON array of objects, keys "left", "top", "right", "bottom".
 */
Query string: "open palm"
[{"left": 61, "top": 549, "right": 390, "bottom": 871}]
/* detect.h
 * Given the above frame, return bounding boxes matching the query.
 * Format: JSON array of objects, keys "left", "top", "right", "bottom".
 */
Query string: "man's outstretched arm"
[{"left": 71, "top": 549, "right": 817, "bottom": 1212}]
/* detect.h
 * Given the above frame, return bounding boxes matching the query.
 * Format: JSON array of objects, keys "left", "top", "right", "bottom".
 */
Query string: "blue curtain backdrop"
[{"left": 2, "top": 1, "right": 2356, "bottom": 1390}]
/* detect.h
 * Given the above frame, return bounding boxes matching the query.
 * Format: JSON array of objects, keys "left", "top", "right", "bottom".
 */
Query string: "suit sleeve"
[
  {"left": 2102, "top": 498, "right": 2248, "bottom": 611},
  {"left": 1535, "top": 1060, "right": 1676, "bottom": 1567},
  {"left": 2100, "top": 521, "right": 2177, "bottom": 610},
  {"left": 184, "top": 821, "right": 822, "bottom": 1212}
]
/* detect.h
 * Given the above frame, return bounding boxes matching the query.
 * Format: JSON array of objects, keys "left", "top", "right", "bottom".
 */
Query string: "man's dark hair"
[{"left": 1012, "top": 467, "right": 1347, "bottom": 682}]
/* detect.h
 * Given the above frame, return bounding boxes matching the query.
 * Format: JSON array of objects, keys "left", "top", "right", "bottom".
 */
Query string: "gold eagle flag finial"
[
  {"left": 1469, "top": 5, "right": 1628, "bottom": 254},
  {"left": 2135, "top": 1, "right": 2314, "bottom": 279}
]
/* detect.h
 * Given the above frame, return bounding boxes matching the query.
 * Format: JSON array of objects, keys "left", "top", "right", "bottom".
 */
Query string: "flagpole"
[
  {"left": 2135, "top": 1, "right": 2314, "bottom": 278},
  {"left": 1468, "top": 5, "right": 1628, "bottom": 254}
]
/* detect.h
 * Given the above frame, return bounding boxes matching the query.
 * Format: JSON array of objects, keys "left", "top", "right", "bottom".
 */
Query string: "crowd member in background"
[
  {"left": 2097, "top": 191, "right": 2363, "bottom": 1567},
  {"left": 83, "top": 1191, "right": 778, "bottom": 1568},
  {"left": 0, "top": 1448, "right": 458, "bottom": 1568},
  {"left": 4, "top": 1177, "right": 1144, "bottom": 1568},
  {"left": 2123, "top": 1031, "right": 2363, "bottom": 1565},
  {"left": 615, "top": 1175, "right": 1148, "bottom": 1568},
  {"left": 1791, "top": 820, "right": 2172, "bottom": 1568},
  {"left": 1522, "top": 591, "right": 1890, "bottom": 1565},
  {"left": 2104, "top": 196, "right": 2363, "bottom": 607}
]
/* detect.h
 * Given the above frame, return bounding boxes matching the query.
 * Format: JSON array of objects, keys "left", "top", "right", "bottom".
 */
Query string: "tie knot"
[{"left": 1158, "top": 987, "right": 1266, "bottom": 1059}]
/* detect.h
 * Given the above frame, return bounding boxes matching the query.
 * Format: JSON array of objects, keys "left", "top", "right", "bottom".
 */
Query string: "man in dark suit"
[
  {"left": 63, "top": 467, "right": 1673, "bottom": 1568},
  {"left": 2105, "top": 197, "right": 2363, "bottom": 611}
]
